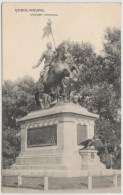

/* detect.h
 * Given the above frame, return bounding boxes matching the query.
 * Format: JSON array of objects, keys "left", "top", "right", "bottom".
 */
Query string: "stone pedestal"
[
  {"left": 79, "top": 149, "right": 105, "bottom": 170},
  {"left": 10, "top": 102, "right": 105, "bottom": 176}
]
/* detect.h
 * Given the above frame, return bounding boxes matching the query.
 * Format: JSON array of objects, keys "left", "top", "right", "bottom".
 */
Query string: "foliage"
[
  {"left": 2, "top": 76, "right": 36, "bottom": 168},
  {"left": 94, "top": 28, "right": 121, "bottom": 151}
]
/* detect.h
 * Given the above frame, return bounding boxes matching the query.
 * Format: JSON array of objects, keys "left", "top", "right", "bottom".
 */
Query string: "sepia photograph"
[{"left": 1, "top": 2, "right": 121, "bottom": 193}]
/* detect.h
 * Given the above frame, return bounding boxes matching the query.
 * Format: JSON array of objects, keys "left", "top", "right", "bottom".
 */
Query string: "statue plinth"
[
  {"left": 4, "top": 102, "right": 106, "bottom": 177},
  {"left": 79, "top": 149, "right": 105, "bottom": 170}
]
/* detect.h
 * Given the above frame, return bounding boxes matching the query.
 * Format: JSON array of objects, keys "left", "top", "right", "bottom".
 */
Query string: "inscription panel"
[
  {"left": 77, "top": 124, "right": 87, "bottom": 145},
  {"left": 27, "top": 125, "right": 57, "bottom": 147}
]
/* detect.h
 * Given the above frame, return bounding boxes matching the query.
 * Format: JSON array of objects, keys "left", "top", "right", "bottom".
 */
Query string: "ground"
[{"left": 2, "top": 186, "right": 121, "bottom": 193}]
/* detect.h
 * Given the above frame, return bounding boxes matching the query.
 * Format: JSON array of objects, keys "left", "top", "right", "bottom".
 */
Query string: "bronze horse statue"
[{"left": 35, "top": 44, "right": 78, "bottom": 107}]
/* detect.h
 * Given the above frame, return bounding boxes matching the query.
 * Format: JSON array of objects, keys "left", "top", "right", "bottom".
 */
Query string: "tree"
[
  {"left": 97, "top": 27, "right": 121, "bottom": 95},
  {"left": 2, "top": 76, "right": 36, "bottom": 168},
  {"left": 94, "top": 27, "right": 121, "bottom": 154}
]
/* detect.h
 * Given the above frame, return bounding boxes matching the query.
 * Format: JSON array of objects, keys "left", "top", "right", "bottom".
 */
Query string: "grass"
[{"left": 2, "top": 175, "right": 121, "bottom": 190}]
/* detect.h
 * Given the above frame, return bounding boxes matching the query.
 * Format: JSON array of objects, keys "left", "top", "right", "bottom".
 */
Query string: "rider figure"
[{"left": 33, "top": 42, "right": 56, "bottom": 83}]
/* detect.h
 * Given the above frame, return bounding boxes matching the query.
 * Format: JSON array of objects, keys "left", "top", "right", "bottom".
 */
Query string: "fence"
[{"left": 2, "top": 170, "right": 121, "bottom": 191}]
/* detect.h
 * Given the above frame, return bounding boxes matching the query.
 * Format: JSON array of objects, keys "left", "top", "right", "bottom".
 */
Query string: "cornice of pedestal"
[{"left": 16, "top": 102, "right": 99, "bottom": 124}]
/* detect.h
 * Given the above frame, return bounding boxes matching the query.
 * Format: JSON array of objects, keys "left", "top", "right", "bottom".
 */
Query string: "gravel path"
[{"left": 2, "top": 186, "right": 121, "bottom": 193}]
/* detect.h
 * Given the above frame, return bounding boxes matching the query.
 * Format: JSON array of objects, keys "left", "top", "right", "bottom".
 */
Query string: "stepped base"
[
  {"left": 15, "top": 155, "right": 62, "bottom": 165},
  {"left": 13, "top": 149, "right": 63, "bottom": 166},
  {"left": 11, "top": 165, "right": 67, "bottom": 170}
]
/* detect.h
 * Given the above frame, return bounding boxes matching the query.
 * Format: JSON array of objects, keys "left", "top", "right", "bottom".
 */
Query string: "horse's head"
[{"left": 55, "top": 45, "right": 67, "bottom": 62}]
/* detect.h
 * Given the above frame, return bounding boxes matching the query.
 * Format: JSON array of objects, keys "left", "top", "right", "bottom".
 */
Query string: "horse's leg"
[
  {"left": 50, "top": 86, "right": 56, "bottom": 101},
  {"left": 35, "top": 92, "right": 40, "bottom": 105},
  {"left": 45, "top": 94, "right": 52, "bottom": 108},
  {"left": 55, "top": 85, "right": 58, "bottom": 102},
  {"left": 60, "top": 81, "right": 65, "bottom": 99},
  {"left": 47, "top": 94, "right": 52, "bottom": 107},
  {"left": 61, "top": 80, "right": 65, "bottom": 95},
  {"left": 52, "top": 85, "right": 59, "bottom": 103},
  {"left": 57, "top": 84, "right": 65, "bottom": 103}
]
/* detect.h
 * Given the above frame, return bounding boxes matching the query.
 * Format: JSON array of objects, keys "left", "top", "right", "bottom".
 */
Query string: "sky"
[{"left": 2, "top": 2, "right": 121, "bottom": 81}]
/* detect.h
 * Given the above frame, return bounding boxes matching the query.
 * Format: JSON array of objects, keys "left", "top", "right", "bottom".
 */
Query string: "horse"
[{"left": 35, "top": 44, "right": 78, "bottom": 107}]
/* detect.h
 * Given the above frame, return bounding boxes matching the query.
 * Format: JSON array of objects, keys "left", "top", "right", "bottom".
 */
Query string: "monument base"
[{"left": 7, "top": 103, "right": 105, "bottom": 177}]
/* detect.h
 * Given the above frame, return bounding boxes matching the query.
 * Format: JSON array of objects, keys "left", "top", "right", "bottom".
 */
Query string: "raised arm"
[{"left": 33, "top": 52, "right": 45, "bottom": 69}]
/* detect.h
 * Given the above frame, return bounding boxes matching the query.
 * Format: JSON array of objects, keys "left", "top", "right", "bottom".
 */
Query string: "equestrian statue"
[{"left": 33, "top": 20, "right": 79, "bottom": 109}]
